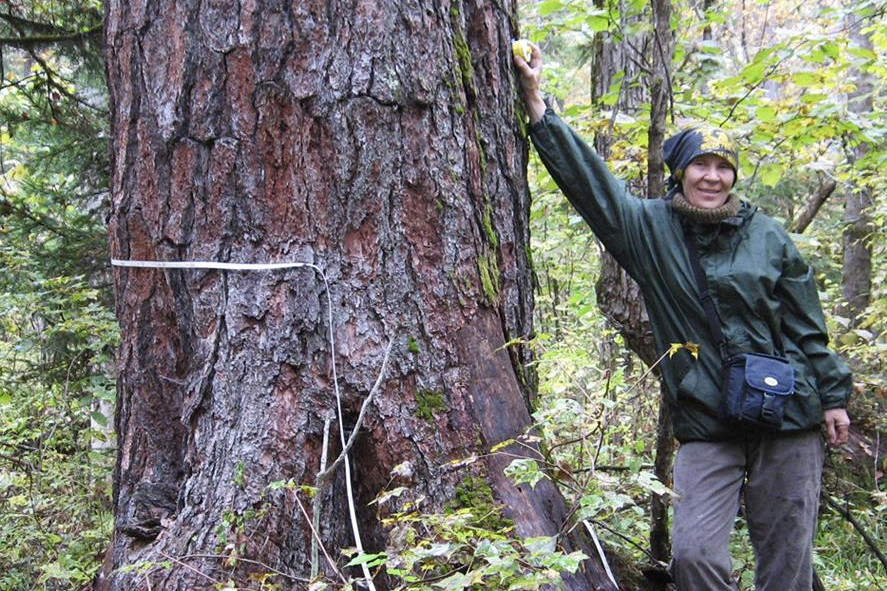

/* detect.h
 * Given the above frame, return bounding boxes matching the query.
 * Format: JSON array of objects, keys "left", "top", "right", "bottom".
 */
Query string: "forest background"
[{"left": 0, "top": 0, "right": 884, "bottom": 589}]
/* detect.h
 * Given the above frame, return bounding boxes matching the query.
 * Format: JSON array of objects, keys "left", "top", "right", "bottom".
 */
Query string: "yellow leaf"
[
  {"left": 669, "top": 342, "right": 700, "bottom": 359},
  {"left": 512, "top": 39, "right": 533, "bottom": 62}
]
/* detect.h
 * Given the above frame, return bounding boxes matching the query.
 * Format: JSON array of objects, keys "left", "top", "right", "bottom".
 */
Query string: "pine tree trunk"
[{"left": 98, "top": 0, "right": 617, "bottom": 589}]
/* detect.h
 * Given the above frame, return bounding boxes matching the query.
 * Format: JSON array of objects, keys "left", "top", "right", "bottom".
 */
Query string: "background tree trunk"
[
  {"left": 841, "top": 20, "right": 874, "bottom": 325},
  {"left": 590, "top": 0, "right": 675, "bottom": 568},
  {"left": 99, "top": 0, "right": 618, "bottom": 589},
  {"left": 647, "top": 0, "right": 675, "bottom": 567}
]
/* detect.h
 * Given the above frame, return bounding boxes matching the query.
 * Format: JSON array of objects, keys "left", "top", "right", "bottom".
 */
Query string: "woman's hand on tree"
[{"left": 512, "top": 41, "right": 546, "bottom": 124}]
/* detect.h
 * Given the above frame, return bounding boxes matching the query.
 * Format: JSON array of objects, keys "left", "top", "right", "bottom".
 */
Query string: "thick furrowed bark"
[{"left": 100, "top": 1, "right": 616, "bottom": 589}]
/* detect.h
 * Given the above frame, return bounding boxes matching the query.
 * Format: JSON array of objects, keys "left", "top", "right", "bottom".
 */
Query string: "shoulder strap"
[
  {"left": 683, "top": 227, "right": 785, "bottom": 361},
  {"left": 683, "top": 229, "right": 730, "bottom": 362}
]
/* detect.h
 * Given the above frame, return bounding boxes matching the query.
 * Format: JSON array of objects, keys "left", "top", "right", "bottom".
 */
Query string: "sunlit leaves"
[{"left": 504, "top": 458, "right": 548, "bottom": 489}]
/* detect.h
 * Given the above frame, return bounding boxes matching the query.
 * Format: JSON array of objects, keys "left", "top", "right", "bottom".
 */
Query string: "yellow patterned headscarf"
[{"left": 663, "top": 125, "right": 738, "bottom": 198}]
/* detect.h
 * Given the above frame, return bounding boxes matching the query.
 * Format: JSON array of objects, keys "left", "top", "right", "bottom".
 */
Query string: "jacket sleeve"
[
  {"left": 529, "top": 109, "right": 649, "bottom": 275},
  {"left": 776, "top": 237, "right": 852, "bottom": 409}
]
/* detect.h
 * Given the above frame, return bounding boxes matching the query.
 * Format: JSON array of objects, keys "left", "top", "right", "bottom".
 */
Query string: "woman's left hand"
[
  {"left": 512, "top": 41, "right": 546, "bottom": 124},
  {"left": 824, "top": 408, "right": 851, "bottom": 446}
]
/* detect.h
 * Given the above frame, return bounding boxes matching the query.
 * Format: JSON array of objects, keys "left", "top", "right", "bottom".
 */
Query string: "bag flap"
[{"left": 744, "top": 354, "right": 795, "bottom": 395}]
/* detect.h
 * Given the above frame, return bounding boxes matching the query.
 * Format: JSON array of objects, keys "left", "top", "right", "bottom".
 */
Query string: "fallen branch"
[{"left": 825, "top": 497, "right": 887, "bottom": 576}]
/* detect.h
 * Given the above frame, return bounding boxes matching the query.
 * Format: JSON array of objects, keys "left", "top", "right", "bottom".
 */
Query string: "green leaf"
[
  {"left": 800, "top": 93, "right": 828, "bottom": 104},
  {"left": 504, "top": 458, "right": 547, "bottom": 489},
  {"left": 344, "top": 552, "right": 387, "bottom": 568},
  {"left": 536, "top": 0, "right": 564, "bottom": 16},
  {"left": 586, "top": 14, "right": 609, "bottom": 32},
  {"left": 433, "top": 572, "right": 472, "bottom": 590},
  {"left": 820, "top": 42, "right": 841, "bottom": 58},
  {"left": 847, "top": 45, "right": 878, "bottom": 61},
  {"left": 524, "top": 536, "right": 557, "bottom": 555},
  {"left": 740, "top": 62, "right": 768, "bottom": 83},
  {"left": 759, "top": 162, "right": 784, "bottom": 187},
  {"left": 755, "top": 106, "right": 777, "bottom": 122},
  {"left": 791, "top": 71, "right": 819, "bottom": 87}
]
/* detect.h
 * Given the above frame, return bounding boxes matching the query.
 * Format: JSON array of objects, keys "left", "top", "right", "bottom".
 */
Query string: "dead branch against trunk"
[{"left": 790, "top": 178, "right": 836, "bottom": 234}]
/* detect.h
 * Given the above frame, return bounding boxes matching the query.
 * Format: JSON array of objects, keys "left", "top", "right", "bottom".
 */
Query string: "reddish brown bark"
[{"left": 100, "top": 0, "right": 617, "bottom": 589}]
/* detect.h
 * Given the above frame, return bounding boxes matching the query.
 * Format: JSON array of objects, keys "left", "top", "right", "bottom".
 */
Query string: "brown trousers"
[{"left": 670, "top": 430, "right": 824, "bottom": 591}]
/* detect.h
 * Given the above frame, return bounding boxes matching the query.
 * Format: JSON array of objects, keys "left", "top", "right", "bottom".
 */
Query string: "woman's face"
[{"left": 681, "top": 154, "right": 735, "bottom": 209}]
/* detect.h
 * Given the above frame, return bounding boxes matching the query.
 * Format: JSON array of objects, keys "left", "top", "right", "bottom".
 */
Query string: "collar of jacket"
[
  {"left": 680, "top": 200, "right": 756, "bottom": 230},
  {"left": 681, "top": 201, "right": 757, "bottom": 253},
  {"left": 671, "top": 192, "right": 741, "bottom": 224}
]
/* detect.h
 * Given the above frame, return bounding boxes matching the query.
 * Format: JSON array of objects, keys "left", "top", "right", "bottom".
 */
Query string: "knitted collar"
[{"left": 671, "top": 192, "right": 741, "bottom": 224}]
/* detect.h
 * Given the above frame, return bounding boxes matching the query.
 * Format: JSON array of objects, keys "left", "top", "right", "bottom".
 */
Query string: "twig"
[
  {"left": 650, "top": 0, "right": 675, "bottom": 123},
  {"left": 317, "top": 339, "right": 394, "bottom": 485},
  {"left": 293, "top": 492, "right": 350, "bottom": 585},
  {"left": 0, "top": 451, "right": 32, "bottom": 470},
  {"left": 0, "top": 25, "right": 103, "bottom": 48},
  {"left": 157, "top": 551, "right": 221, "bottom": 585},
  {"left": 312, "top": 418, "right": 332, "bottom": 578},
  {"left": 175, "top": 554, "right": 311, "bottom": 583},
  {"left": 825, "top": 498, "right": 887, "bottom": 575},
  {"left": 588, "top": 518, "right": 661, "bottom": 564},
  {"left": 790, "top": 178, "right": 837, "bottom": 234},
  {"left": 624, "top": 349, "right": 670, "bottom": 401}
]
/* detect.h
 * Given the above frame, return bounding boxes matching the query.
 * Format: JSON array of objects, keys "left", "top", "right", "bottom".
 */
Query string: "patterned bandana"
[{"left": 663, "top": 125, "right": 738, "bottom": 199}]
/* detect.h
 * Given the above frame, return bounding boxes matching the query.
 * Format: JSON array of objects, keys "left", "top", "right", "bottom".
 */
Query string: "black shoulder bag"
[{"left": 684, "top": 229, "right": 795, "bottom": 430}]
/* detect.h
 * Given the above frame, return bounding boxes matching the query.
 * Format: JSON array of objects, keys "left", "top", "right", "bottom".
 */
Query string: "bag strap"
[
  {"left": 683, "top": 227, "right": 784, "bottom": 361},
  {"left": 683, "top": 229, "right": 730, "bottom": 362}
]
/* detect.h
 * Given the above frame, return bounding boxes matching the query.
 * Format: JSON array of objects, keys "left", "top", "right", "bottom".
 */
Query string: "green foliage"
[
  {"left": 516, "top": 0, "right": 885, "bottom": 586},
  {"left": 0, "top": 2, "right": 114, "bottom": 588},
  {"left": 0, "top": 0, "right": 883, "bottom": 589},
  {"left": 379, "top": 493, "right": 587, "bottom": 590}
]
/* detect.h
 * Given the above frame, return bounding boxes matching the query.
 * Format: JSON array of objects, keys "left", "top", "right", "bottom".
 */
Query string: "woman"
[{"left": 514, "top": 43, "right": 852, "bottom": 591}]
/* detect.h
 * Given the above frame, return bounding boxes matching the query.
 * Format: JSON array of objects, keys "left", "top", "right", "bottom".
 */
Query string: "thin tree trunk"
[
  {"left": 589, "top": 0, "right": 674, "bottom": 569},
  {"left": 841, "top": 21, "right": 874, "bottom": 324},
  {"left": 648, "top": 0, "right": 675, "bottom": 566},
  {"left": 98, "top": 1, "right": 618, "bottom": 589}
]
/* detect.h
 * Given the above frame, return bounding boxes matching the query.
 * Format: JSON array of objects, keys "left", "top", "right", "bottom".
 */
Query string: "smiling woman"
[
  {"left": 682, "top": 155, "right": 735, "bottom": 208},
  {"left": 514, "top": 41, "right": 853, "bottom": 591}
]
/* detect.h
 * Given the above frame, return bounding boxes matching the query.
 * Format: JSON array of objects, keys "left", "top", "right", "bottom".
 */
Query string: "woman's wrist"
[{"left": 524, "top": 90, "right": 546, "bottom": 124}]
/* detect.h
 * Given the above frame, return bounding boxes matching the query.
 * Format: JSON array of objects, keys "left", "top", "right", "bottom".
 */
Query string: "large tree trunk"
[{"left": 99, "top": 0, "right": 617, "bottom": 589}]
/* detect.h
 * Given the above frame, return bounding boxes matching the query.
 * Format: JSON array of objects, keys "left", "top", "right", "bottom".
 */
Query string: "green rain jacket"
[{"left": 530, "top": 110, "right": 852, "bottom": 442}]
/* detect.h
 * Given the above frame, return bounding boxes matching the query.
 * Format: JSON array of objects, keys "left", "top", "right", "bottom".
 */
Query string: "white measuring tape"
[{"left": 112, "top": 258, "right": 378, "bottom": 589}]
